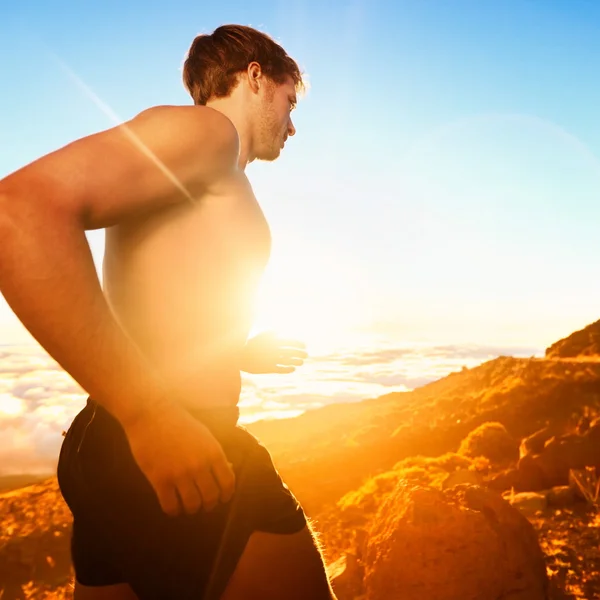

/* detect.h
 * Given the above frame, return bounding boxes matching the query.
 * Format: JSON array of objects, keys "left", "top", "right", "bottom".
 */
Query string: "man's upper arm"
[{"left": 0, "top": 106, "right": 239, "bottom": 230}]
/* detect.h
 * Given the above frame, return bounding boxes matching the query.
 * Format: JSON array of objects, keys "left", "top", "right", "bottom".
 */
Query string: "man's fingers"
[
  {"left": 277, "top": 338, "right": 307, "bottom": 350},
  {"left": 279, "top": 357, "right": 304, "bottom": 367},
  {"left": 193, "top": 469, "right": 222, "bottom": 511},
  {"left": 276, "top": 353, "right": 305, "bottom": 367},
  {"left": 275, "top": 365, "right": 296, "bottom": 374},
  {"left": 156, "top": 482, "right": 182, "bottom": 517},
  {"left": 210, "top": 456, "right": 236, "bottom": 503},
  {"left": 175, "top": 478, "right": 204, "bottom": 515},
  {"left": 278, "top": 348, "right": 308, "bottom": 360}
]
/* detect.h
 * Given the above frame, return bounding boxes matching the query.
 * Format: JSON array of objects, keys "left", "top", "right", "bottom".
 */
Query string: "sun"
[
  {"left": 250, "top": 236, "right": 371, "bottom": 352},
  {"left": 0, "top": 394, "right": 25, "bottom": 417}
]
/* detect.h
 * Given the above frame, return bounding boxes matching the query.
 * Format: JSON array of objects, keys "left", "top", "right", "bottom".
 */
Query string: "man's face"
[{"left": 255, "top": 75, "right": 297, "bottom": 161}]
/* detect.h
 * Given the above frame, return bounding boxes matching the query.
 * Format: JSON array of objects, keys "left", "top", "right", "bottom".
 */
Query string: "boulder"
[
  {"left": 364, "top": 483, "right": 547, "bottom": 600},
  {"left": 442, "top": 469, "right": 482, "bottom": 490},
  {"left": 517, "top": 432, "right": 600, "bottom": 490},
  {"left": 519, "top": 426, "right": 561, "bottom": 458},
  {"left": 502, "top": 491, "right": 547, "bottom": 515},
  {"left": 488, "top": 458, "right": 551, "bottom": 492},
  {"left": 546, "top": 485, "right": 581, "bottom": 508},
  {"left": 514, "top": 454, "right": 550, "bottom": 491}
]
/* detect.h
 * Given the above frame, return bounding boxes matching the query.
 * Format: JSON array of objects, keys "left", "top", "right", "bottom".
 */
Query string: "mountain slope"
[
  {"left": 546, "top": 319, "right": 600, "bottom": 358},
  {"left": 249, "top": 355, "right": 600, "bottom": 513}
]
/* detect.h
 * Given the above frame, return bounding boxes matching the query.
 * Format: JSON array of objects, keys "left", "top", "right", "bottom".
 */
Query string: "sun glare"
[
  {"left": 251, "top": 238, "right": 372, "bottom": 352},
  {"left": 0, "top": 394, "right": 26, "bottom": 417}
]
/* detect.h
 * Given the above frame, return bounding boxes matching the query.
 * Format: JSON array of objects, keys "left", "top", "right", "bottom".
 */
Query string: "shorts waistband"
[{"left": 86, "top": 397, "right": 240, "bottom": 431}]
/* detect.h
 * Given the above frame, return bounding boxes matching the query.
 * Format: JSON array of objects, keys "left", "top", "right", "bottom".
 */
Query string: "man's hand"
[
  {"left": 240, "top": 331, "right": 308, "bottom": 374},
  {"left": 123, "top": 404, "right": 236, "bottom": 516}
]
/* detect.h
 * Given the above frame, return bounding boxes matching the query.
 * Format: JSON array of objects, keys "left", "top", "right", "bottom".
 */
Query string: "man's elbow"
[{"left": 0, "top": 178, "right": 78, "bottom": 237}]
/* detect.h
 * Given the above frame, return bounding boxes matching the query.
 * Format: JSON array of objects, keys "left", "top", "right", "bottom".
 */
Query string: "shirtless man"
[{"left": 0, "top": 24, "right": 338, "bottom": 600}]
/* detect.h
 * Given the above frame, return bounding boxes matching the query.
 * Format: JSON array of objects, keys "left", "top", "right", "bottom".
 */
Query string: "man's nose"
[{"left": 288, "top": 118, "right": 296, "bottom": 137}]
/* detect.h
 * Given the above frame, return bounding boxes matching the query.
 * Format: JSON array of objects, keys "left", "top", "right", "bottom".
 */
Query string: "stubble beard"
[{"left": 255, "top": 105, "right": 283, "bottom": 162}]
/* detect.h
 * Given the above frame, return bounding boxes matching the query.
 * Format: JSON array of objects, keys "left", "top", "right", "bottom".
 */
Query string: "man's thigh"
[{"left": 221, "top": 524, "right": 338, "bottom": 600}]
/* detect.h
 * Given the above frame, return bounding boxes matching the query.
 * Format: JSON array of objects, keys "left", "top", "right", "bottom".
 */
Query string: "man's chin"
[{"left": 257, "top": 147, "right": 281, "bottom": 162}]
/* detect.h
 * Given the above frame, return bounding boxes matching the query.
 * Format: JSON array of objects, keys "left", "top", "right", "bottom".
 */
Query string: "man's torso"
[{"left": 102, "top": 158, "right": 271, "bottom": 411}]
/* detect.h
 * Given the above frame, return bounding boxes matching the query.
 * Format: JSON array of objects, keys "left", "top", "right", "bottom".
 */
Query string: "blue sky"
[{"left": 2, "top": 0, "right": 600, "bottom": 348}]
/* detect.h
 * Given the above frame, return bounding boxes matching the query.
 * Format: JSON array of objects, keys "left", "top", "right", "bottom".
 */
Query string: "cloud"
[
  {"left": 0, "top": 422, "right": 64, "bottom": 476},
  {"left": 0, "top": 347, "right": 87, "bottom": 476},
  {"left": 350, "top": 372, "right": 435, "bottom": 388},
  {"left": 326, "top": 343, "right": 540, "bottom": 367}
]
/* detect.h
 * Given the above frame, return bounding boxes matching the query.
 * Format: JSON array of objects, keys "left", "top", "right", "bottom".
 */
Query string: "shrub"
[{"left": 458, "top": 421, "right": 520, "bottom": 465}]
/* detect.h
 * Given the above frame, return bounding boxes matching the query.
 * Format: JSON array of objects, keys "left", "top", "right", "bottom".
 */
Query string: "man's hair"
[{"left": 182, "top": 24, "right": 305, "bottom": 105}]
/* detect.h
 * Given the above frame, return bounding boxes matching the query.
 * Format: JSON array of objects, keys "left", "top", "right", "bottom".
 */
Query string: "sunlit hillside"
[{"left": 3, "top": 321, "right": 600, "bottom": 599}]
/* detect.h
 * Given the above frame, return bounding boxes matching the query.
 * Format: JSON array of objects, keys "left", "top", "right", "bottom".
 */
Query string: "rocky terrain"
[
  {"left": 2, "top": 320, "right": 600, "bottom": 598},
  {"left": 546, "top": 319, "right": 600, "bottom": 359}
]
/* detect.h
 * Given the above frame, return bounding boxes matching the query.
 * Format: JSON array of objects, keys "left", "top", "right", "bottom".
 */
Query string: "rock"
[
  {"left": 513, "top": 454, "right": 549, "bottom": 491},
  {"left": 442, "top": 469, "right": 482, "bottom": 490},
  {"left": 493, "top": 427, "right": 600, "bottom": 494},
  {"left": 534, "top": 433, "right": 600, "bottom": 487},
  {"left": 458, "top": 422, "right": 520, "bottom": 466},
  {"left": 546, "top": 485, "right": 580, "bottom": 508},
  {"left": 519, "top": 426, "right": 560, "bottom": 458},
  {"left": 503, "top": 491, "right": 547, "bottom": 515},
  {"left": 487, "top": 467, "right": 521, "bottom": 492},
  {"left": 364, "top": 483, "right": 547, "bottom": 600},
  {"left": 489, "top": 458, "right": 548, "bottom": 493},
  {"left": 329, "top": 552, "right": 364, "bottom": 600},
  {"left": 513, "top": 429, "right": 600, "bottom": 493}
]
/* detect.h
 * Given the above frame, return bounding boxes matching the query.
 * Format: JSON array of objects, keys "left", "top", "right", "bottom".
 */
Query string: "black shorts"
[{"left": 57, "top": 398, "right": 306, "bottom": 600}]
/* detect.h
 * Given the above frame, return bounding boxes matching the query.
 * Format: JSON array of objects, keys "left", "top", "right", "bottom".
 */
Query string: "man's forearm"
[{"left": 0, "top": 195, "right": 171, "bottom": 427}]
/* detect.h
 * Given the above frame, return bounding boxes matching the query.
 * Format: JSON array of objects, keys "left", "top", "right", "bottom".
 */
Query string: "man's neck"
[{"left": 205, "top": 101, "right": 253, "bottom": 170}]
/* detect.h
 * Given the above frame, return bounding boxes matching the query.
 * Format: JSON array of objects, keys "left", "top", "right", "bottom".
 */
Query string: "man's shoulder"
[
  {"left": 135, "top": 105, "right": 238, "bottom": 145},
  {"left": 123, "top": 105, "right": 240, "bottom": 172}
]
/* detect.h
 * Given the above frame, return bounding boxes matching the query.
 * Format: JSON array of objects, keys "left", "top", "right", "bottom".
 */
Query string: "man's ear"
[{"left": 247, "top": 61, "right": 263, "bottom": 94}]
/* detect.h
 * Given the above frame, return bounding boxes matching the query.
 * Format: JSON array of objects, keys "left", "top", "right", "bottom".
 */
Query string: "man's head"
[{"left": 183, "top": 25, "right": 305, "bottom": 162}]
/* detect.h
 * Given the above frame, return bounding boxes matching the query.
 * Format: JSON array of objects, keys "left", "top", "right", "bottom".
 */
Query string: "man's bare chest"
[{"left": 103, "top": 173, "right": 272, "bottom": 301}]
